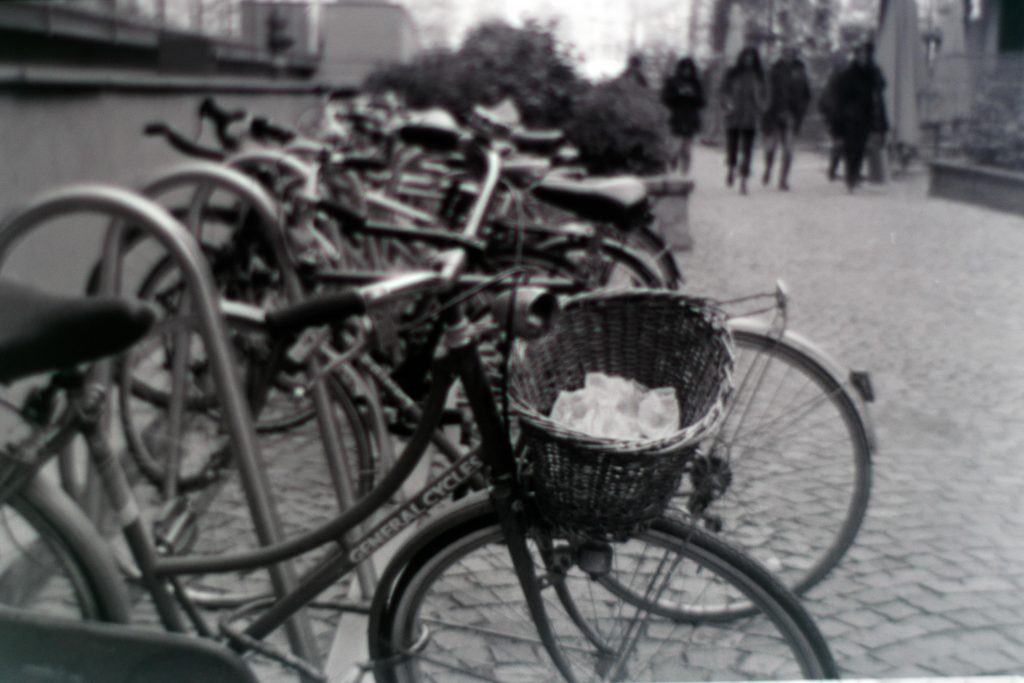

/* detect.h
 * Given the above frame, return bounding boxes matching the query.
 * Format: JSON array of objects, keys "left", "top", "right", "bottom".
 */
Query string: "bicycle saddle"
[
  {"left": 511, "top": 128, "right": 564, "bottom": 155},
  {"left": 398, "top": 108, "right": 463, "bottom": 152},
  {"left": 0, "top": 279, "right": 157, "bottom": 384},
  {"left": 531, "top": 175, "right": 649, "bottom": 227},
  {"left": 0, "top": 606, "right": 258, "bottom": 682}
]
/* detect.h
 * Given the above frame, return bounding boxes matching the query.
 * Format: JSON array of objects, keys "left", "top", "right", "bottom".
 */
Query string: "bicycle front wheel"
[
  {"left": 374, "top": 512, "right": 836, "bottom": 682},
  {"left": 683, "top": 327, "right": 872, "bottom": 599}
]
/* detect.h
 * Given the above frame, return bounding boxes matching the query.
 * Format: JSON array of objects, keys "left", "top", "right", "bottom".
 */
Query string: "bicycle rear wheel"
[{"left": 373, "top": 506, "right": 836, "bottom": 682}]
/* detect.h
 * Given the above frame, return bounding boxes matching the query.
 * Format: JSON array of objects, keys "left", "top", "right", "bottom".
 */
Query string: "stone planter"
[
  {"left": 929, "top": 160, "right": 1024, "bottom": 218},
  {"left": 644, "top": 175, "right": 695, "bottom": 251}
]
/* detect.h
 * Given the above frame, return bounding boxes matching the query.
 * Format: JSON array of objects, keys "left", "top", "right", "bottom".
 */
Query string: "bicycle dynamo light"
[{"left": 490, "top": 287, "right": 559, "bottom": 340}]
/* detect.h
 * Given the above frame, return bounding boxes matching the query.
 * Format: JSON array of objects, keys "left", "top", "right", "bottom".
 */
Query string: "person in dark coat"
[
  {"left": 761, "top": 46, "right": 812, "bottom": 190},
  {"left": 661, "top": 57, "right": 705, "bottom": 175},
  {"left": 834, "top": 41, "right": 887, "bottom": 192},
  {"left": 818, "top": 52, "right": 848, "bottom": 182},
  {"left": 719, "top": 47, "right": 766, "bottom": 194}
]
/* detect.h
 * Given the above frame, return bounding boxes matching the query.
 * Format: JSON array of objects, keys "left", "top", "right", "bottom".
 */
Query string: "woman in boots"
[
  {"left": 761, "top": 45, "right": 811, "bottom": 191},
  {"left": 719, "top": 47, "right": 766, "bottom": 195}
]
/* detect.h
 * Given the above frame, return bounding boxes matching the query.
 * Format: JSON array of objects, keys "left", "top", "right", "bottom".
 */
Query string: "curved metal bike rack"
[
  {"left": 0, "top": 183, "right": 319, "bottom": 666},
  {"left": 126, "top": 162, "right": 381, "bottom": 598}
]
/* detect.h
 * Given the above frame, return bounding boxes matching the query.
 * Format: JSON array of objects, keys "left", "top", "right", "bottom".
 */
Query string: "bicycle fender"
[
  {"left": 20, "top": 475, "right": 134, "bottom": 622},
  {"left": 367, "top": 494, "right": 496, "bottom": 657},
  {"left": 726, "top": 317, "right": 878, "bottom": 453}
]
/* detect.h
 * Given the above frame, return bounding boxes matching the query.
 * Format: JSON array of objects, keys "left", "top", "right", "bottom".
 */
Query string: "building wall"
[
  {"left": 240, "top": 1, "right": 317, "bottom": 55},
  {"left": 0, "top": 3, "right": 422, "bottom": 292},
  {"left": 318, "top": 3, "right": 420, "bottom": 86},
  {"left": 0, "top": 87, "right": 322, "bottom": 294}
]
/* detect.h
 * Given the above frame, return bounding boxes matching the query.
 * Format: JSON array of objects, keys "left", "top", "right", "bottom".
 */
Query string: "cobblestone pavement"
[
  {"left": 111, "top": 144, "right": 1024, "bottom": 681},
  {"left": 676, "top": 144, "right": 1024, "bottom": 677}
]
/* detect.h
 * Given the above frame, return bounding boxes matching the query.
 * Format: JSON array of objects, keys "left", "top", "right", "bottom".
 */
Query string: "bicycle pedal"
[{"left": 153, "top": 497, "right": 199, "bottom": 556}]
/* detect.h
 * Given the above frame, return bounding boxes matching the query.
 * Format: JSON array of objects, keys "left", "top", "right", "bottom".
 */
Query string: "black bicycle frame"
[{"left": 100, "top": 297, "right": 574, "bottom": 681}]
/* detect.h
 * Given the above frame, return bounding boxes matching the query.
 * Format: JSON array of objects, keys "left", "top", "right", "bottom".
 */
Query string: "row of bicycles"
[{"left": 0, "top": 93, "right": 876, "bottom": 681}]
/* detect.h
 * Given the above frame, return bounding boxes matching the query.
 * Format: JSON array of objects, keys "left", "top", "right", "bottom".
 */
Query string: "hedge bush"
[
  {"left": 363, "top": 21, "right": 672, "bottom": 176},
  {"left": 564, "top": 78, "right": 671, "bottom": 175},
  {"left": 364, "top": 20, "right": 582, "bottom": 127},
  {"left": 962, "top": 80, "right": 1024, "bottom": 173}
]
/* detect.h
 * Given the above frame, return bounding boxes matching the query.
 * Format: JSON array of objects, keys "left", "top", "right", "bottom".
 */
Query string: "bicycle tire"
[
  {"left": 372, "top": 501, "right": 837, "bottom": 682},
  {"left": 0, "top": 476, "right": 130, "bottom": 623},
  {"left": 679, "top": 327, "right": 872, "bottom": 602},
  {"left": 619, "top": 224, "right": 685, "bottom": 288},
  {"left": 488, "top": 237, "right": 663, "bottom": 291}
]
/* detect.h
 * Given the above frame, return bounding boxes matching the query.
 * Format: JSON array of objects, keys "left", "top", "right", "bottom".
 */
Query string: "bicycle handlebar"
[
  {"left": 144, "top": 122, "right": 226, "bottom": 161},
  {"left": 265, "top": 288, "right": 366, "bottom": 333},
  {"left": 261, "top": 271, "right": 446, "bottom": 334},
  {"left": 199, "top": 97, "right": 246, "bottom": 127},
  {"left": 198, "top": 97, "right": 245, "bottom": 151},
  {"left": 251, "top": 116, "right": 297, "bottom": 145}
]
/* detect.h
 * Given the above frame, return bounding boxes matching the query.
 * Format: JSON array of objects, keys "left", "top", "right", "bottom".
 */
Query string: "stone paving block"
[
  {"left": 953, "top": 648, "right": 1022, "bottom": 674},
  {"left": 817, "top": 618, "right": 856, "bottom": 639},
  {"left": 836, "top": 609, "right": 890, "bottom": 630},
  {"left": 872, "top": 599, "right": 923, "bottom": 621}
]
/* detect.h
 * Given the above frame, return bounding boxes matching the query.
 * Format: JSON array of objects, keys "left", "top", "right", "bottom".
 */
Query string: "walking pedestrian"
[
  {"left": 660, "top": 57, "right": 705, "bottom": 175},
  {"left": 761, "top": 45, "right": 812, "bottom": 191},
  {"left": 719, "top": 47, "right": 766, "bottom": 195},
  {"left": 621, "top": 53, "right": 649, "bottom": 88},
  {"left": 834, "top": 41, "right": 887, "bottom": 192},
  {"left": 818, "top": 52, "right": 848, "bottom": 182}
]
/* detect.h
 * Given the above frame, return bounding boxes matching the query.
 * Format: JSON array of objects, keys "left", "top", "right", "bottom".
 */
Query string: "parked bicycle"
[{"left": 0, "top": 180, "right": 837, "bottom": 680}]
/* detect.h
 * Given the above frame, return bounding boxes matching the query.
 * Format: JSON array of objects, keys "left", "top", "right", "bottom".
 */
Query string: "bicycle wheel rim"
[{"left": 378, "top": 518, "right": 836, "bottom": 682}]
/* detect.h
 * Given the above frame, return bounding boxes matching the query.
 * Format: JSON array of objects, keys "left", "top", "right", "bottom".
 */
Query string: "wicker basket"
[{"left": 509, "top": 290, "right": 734, "bottom": 539}]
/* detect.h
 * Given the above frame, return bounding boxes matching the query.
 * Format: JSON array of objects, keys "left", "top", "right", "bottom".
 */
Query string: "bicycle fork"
[{"left": 447, "top": 319, "right": 581, "bottom": 683}]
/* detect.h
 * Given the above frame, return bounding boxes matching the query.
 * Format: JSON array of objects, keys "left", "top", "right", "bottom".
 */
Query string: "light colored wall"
[{"left": 0, "top": 89, "right": 320, "bottom": 293}]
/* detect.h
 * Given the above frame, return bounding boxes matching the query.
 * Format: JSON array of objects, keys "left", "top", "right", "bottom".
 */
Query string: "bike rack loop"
[
  {"left": 120, "top": 161, "right": 379, "bottom": 597},
  {"left": 0, "top": 183, "right": 319, "bottom": 668}
]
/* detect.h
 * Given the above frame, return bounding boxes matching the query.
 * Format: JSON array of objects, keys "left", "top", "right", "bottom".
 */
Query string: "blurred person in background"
[
  {"left": 761, "top": 45, "right": 811, "bottom": 190},
  {"left": 660, "top": 56, "right": 706, "bottom": 175},
  {"left": 818, "top": 51, "right": 849, "bottom": 182},
  {"left": 719, "top": 47, "right": 766, "bottom": 195},
  {"left": 622, "top": 52, "right": 650, "bottom": 88},
  {"left": 834, "top": 41, "right": 887, "bottom": 192}
]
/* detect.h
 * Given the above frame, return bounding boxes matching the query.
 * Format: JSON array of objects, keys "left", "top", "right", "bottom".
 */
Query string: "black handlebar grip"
[
  {"left": 265, "top": 290, "right": 367, "bottom": 334},
  {"left": 251, "top": 117, "right": 297, "bottom": 144}
]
